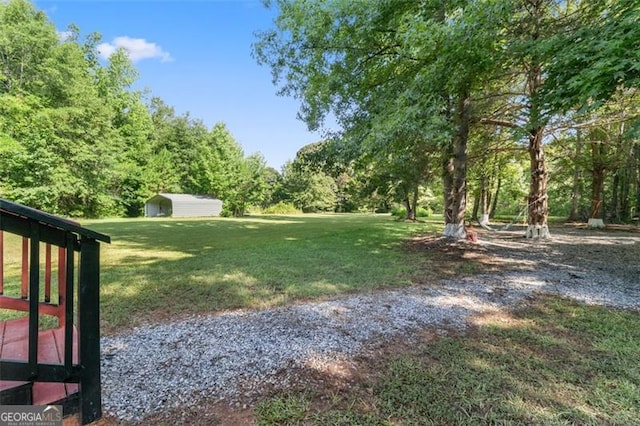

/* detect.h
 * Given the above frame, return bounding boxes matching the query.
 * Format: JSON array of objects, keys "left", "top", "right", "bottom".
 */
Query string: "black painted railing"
[{"left": 0, "top": 198, "right": 110, "bottom": 424}]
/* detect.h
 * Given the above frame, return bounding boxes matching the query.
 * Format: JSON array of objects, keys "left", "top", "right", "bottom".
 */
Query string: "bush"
[
  {"left": 390, "top": 206, "right": 405, "bottom": 218},
  {"left": 263, "top": 202, "right": 301, "bottom": 214},
  {"left": 391, "top": 206, "right": 432, "bottom": 219},
  {"left": 417, "top": 207, "right": 433, "bottom": 218}
]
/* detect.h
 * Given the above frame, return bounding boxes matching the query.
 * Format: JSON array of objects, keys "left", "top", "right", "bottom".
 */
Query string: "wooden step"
[{"left": 0, "top": 318, "right": 79, "bottom": 405}]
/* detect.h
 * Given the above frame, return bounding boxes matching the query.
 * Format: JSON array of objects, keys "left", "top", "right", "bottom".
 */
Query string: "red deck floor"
[{"left": 0, "top": 317, "right": 78, "bottom": 404}]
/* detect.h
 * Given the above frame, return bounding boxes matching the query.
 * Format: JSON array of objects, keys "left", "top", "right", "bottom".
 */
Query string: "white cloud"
[
  {"left": 97, "top": 36, "right": 173, "bottom": 63},
  {"left": 57, "top": 31, "right": 72, "bottom": 42}
]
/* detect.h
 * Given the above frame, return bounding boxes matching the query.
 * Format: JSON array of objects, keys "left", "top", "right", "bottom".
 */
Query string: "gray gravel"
[{"left": 100, "top": 228, "right": 639, "bottom": 422}]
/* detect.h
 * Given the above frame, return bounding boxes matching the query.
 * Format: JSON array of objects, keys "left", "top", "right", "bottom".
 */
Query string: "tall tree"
[
  {"left": 0, "top": 0, "right": 58, "bottom": 94},
  {"left": 255, "top": 0, "right": 505, "bottom": 238}
]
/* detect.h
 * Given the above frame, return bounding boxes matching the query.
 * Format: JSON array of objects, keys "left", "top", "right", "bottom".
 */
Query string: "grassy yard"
[
  {"left": 0, "top": 214, "right": 438, "bottom": 333},
  {"left": 4, "top": 214, "right": 639, "bottom": 424},
  {"left": 255, "top": 296, "right": 640, "bottom": 425}
]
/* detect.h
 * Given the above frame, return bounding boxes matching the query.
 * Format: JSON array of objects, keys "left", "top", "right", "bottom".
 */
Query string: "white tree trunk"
[
  {"left": 587, "top": 218, "right": 606, "bottom": 228},
  {"left": 525, "top": 224, "right": 551, "bottom": 239},
  {"left": 480, "top": 213, "right": 490, "bottom": 225},
  {"left": 443, "top": 223, "right": 466, "bottom": 239}
]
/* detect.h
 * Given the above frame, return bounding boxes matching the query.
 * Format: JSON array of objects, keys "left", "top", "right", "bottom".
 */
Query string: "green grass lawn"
[
  {"left": 255, "top": 296, "right": 640, "bottom": 425},
  {"left": 4, "top": 214, "right": 638, "bottom": 424},
  {"left": 74, "top": 213, "right": 440, "bottom": 333}
]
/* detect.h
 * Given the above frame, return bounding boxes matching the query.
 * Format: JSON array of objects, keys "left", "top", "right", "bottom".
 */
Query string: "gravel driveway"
[{"left": 100, "top": 227, "right": 640, "bottom": 422}]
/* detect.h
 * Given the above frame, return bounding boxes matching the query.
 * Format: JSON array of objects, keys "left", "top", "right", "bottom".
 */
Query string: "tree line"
[
  {"left": 254, "top": 0, "right": 640, "bottom": 237},
  {"left": 0, "top": 0, "right": 382, "bottom": 218},
  {"left": 0, "top": 0, "right": 275, "bottom": 217},
  {"left": 2, "top": 0, "right": 639, "bottom": 231}
]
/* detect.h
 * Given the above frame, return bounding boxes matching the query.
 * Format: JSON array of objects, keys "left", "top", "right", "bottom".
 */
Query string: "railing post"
[
  {"left": 1, "top": 198, "right": 109, "bottom": 421},
  {"left": 78, "top": 237, "right": 102, "bottom": 424},
  {"left": 63, "top": 235, "right": 75, "bottom": 375},
  {"left": 45, "top": 244, "right": 52, "bottom": 303},
  {"left": 21, "top": 237, "right": 28, "bottom": 299},
  {"left": 0, "top": 230, "right": 4, "bottom": 294},
  {"left": 58, "top": 246, "right": 68, "bottom": 327},
  {"left": 28, "top": 222, "right": 40, "bottom": 377}
]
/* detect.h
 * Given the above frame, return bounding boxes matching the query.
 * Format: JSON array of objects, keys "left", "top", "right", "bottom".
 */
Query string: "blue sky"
[{"left": 34, "top": 0, "right": 333, "bottom": 170}]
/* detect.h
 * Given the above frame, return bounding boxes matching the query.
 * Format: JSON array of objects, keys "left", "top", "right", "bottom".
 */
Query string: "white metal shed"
[{"left": 144, "top": 193, "right": 223, "bottom": 218}]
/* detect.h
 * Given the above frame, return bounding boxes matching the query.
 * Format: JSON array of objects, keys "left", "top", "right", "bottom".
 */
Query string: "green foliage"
[
  {"left": 0, "top": 0, "right": 58, "bottom": 94},
  {"left": 262, "top": 201, "right": 300, "bottom": 214},
  {"left": 276, "top": 159, "right": 338, "bottom": 212},
  {"left": 391, "top": 206, "right": 432, "bottom": 220},
  {"left": 3, "top": 0, "right": 638, "bottom": 222},
  {"left": 542, "top": 0, "right": 640, "bottom": 114},
  {"left": 254, "top": 0, "right": 639, "bottom": 229},
  {"left": 0, "top": 0, "right": 277, "bottom": 218},
  {"left": 254, "top": 0, "right": 519, "bottom": 226}
]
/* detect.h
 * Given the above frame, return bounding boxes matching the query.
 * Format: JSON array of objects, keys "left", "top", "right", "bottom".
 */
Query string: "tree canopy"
[
  {"left": 0, "top": 0, "right": 274, "bottom": 217},
  {"left": 1, "top": 0, "right": 638, "bottom": 228},
  {"left": 255, "top": 0, "right": 640, "bottom": 236}
]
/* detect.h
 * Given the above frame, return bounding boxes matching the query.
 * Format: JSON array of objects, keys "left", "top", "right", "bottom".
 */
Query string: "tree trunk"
[
  {"left": 489, "top": 176, "right": 501, "bottom": 219},
  {"left": 443, "top": 154, "right": 455, "bottom": 229},
  {"left": 526, "top": 126, "right": 550, "bottom": 238},
  {"left": 620, "top": 168, "right": 630, "bottom": 222},
  {"left": 589, "top": 166, "right": 606, "bottom": 228},
  {"left": 618, "top": 131, "right": 634, "bottom": 222},
  {"left": 472, "top": 191, "right": 480, "bottom": 221},
  {"left": 610, "top": 172, "right": 620, "bottom": 223},
  {"left": 635, "top": 143, "right": 640, "bottom": 218},
  {"left": 404, "top": 193, "right": 415, "bottom": 221},
  {"left": 411, "top": 186, "right": 418, "bottom": 220},
  {"left": 588, "top": 138, "right": 606, "bottom": 228},
  {"left": 443, "top": 92, "right": 470, "bottom": 239},
  {"left": 479, "top": 175, "right": 489, "bottom": 225},
  {"left": 524, "top": 0, "right": 550, "bottom": 239},
  {"left": 567, "top": 130, "right": 582, "bottom": 222}
]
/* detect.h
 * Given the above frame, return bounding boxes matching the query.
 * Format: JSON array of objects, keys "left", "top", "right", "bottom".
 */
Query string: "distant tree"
[
  {"left": 278, "top": 160, "right": 337, "bottom": 212},
  {"left": 260, "top": 166, "right": 281, "bottom": 208},
  {"left": 0, "top": 0, "right": 274, "bottom": 219},
  {"left": 0, "top": 0, "right": 118, "bottom": 216},
  {"left": 230, "top": 153, "right": 270, "bottom": 216}
]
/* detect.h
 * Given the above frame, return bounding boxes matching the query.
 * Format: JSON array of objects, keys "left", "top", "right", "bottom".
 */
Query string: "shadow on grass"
[
  {"left": 253, "top": 296, "right": 640, "bottom": 425},
  {"left": 406, "top": 224, "right": 640, "bottom": 283}
]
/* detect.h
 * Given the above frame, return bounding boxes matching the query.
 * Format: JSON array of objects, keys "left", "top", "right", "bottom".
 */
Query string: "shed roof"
[{"left": 148, "top": 193, "right": 221, "bottom": 202}]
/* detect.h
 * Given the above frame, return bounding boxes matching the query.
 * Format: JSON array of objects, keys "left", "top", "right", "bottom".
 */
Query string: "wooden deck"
[{"left": 0, "top": 317, "right": 78, "bottom": 405}]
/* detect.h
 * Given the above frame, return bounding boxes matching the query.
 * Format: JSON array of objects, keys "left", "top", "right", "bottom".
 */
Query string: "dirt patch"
[
  {"left": 138, "top": 399, "right": 256, "bottom": 426},
  {"left": 404, "top": 234, "right": 523, "bottom": 278},
  {"left": 405, "top": 224, "right": 640, "bottom": 283}
]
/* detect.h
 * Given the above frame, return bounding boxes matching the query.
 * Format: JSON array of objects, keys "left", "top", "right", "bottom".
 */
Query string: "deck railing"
[
  {"left": 0, "top": 198, "right": 110, "bottom": 424},
  {"left": 0, "top": 237, "right": 68, "bottom": 323}
]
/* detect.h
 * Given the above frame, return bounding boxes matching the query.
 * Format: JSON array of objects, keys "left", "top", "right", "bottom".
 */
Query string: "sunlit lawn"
[{"left": 69, "top": 213, "right": 440, "bottom": 333}]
